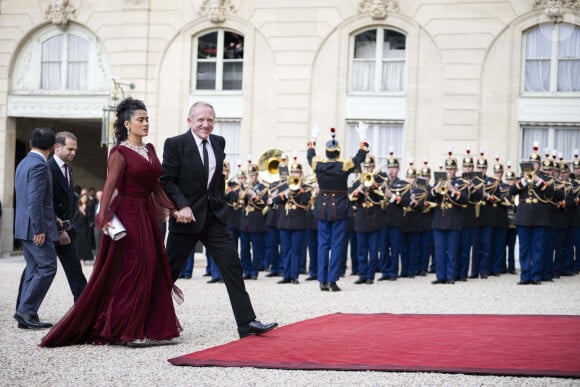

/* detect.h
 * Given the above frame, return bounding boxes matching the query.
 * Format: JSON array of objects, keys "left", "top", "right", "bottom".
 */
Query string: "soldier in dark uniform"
[
  {"left": 509, "top": 143, "right": 554, "bottom": 285},
  {"left": 418, "top": 162, "right": 435, "bottom": 275},
  {"left": 485, "top": 158, "right": 511, "bottom": 276},
  {"left": 429, "top": 153, "right": 469, "bottom": 284},
  {"left": 307, "top": 126, "right": 367, "bottom": 291},
  {"left": 555, "top": 160, "right": 575, "bottom": 277},
  {"left": 304, "top": 174, "right": 319, "bottom": 281},
  {"left": 348, "top": 155, "right": 384, "bottom": 284},
  {"left": 503, "top": 163, "right": 518, "bottom": 274},
  {"left": 380, "top": 152, "right": 411, "bottom": 280},
  {"left": 225, "top": 164, "right": 245, "bottom": 254},
  {"left": 239, "top": 163, "right": 269, "bottom": 280},
  {"left": 402, "top": 163, "right": 427, "bottom": 278},
  {"left": 459, "top": 148, "right": 482, "bottom": 281},
  {"left": 273, "top": 160, "right": 312, "bottom": 284},
  {"left": 570, "top": 153, "right": 580, "bottom": 274},
  {"left": 263, "top": 155, "right": 288, "bottom": 278},
  {"left": 539, "top": 157, "right": 560, "bottom": 282}
]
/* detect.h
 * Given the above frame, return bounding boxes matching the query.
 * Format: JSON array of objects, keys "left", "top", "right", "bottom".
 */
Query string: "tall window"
[
  {"left": 522, "top": 126, "right": 580, "bottom": 161},
  {"left": 524, "top": 23, "right": 580, "bottom": 92},
  {"left": 350, "top": 28, "right": 406, "bottom": 92},
  {"left": 215, "top": 121, "right": 241, "bottom": 172},
  {"left": 41, "top": 33, "right": 89, "bottom": 91},
  {"left": 194, "top": 30, "right": 244, "bottom": 91},
  {"left": 347, "top": 122, "right": 404, "bottom": 168}
]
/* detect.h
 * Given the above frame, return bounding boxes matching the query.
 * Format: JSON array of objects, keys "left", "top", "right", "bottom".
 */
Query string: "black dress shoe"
[
  {"left": 202, "top": 273, "right": 211, "bottom": 277},
  {"left": 277, "top": 278, "right": 291, "bottom": 284},
  {"left": 13, "top": 312, "right": 53, "bottom": 329},
  {"left": 447, "top": 280, "right": 455, "bottom": 284},
  {"left": 243, "top": 274, "right": 252, "bottom": 280},
  {"left": 265, "top": 272, "right": 280, "bottom": 277},
  {"left": 320, "top": 283, "right": 330, "bottom": 291},
  {"left": 531, "top": 280, "right": 542, "bottom": 285},
  {"left": 517, "top": 280, "right": 530, "bottom": 285},
  {"left": 366, "top": 279, "right": 374, "bottom": 284},
  {"left": 291, "top": 279, "right": 299, "bottom": 284},
  {"left": 238, "top": 320, "right": 278, "bottom": 338},
  {"left": 354, "top": 279, "right": 366, "bottom": 284},
  {"left": 250, "top": 275, "right": 258, "bottom": 280},
  {"left": 207, "top": 278, "right": 221, "bottom": 283},
  {"left": 329, "top": 282, "right": 341, "bottom": 291},
  {"left": 468, "top": 274, "right": 479, "bottom": 279},
  {"left": 304, "top": 275, "right": 317, "bottom": 281},
  {"left": 431, "top": 279, "right": 446, "bottom": 284},
  {"left": 480, "top": 274, "right": 488, "bottom": 279}
]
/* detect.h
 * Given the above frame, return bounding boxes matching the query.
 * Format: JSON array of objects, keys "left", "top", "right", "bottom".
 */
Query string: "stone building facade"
[{"left": 0, "top": 0, "right": 578, "bottom": 252}]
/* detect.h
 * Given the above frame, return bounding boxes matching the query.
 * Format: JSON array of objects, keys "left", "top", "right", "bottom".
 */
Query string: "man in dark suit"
[
  {"left": 161, "top": 101, "right": 277, "bottom": 339},
  {"left": 14, "top": 128, "right": 59, "bottom": 329},
  {"left": 48, "top": 131, "right": 87, "bottom": 300}
]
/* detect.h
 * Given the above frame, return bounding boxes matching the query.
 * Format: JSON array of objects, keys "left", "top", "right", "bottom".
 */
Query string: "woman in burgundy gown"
[{"left": 41, "top": 98, "right": 182, "bottom": 347}]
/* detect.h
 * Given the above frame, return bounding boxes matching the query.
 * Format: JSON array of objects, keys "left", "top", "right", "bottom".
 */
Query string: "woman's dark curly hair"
[{"left": 113, "top": 97, "right": 147, "bottom": 144}]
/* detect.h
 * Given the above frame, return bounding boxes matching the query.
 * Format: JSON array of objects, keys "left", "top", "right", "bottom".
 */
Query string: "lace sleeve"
[{"left": 95, "top": 148, "right": 125, "bottom": 230}]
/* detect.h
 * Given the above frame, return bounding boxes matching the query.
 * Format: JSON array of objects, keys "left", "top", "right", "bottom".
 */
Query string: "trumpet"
[
  {"left": 360, "top": 172, "right": 375, "bottom": 188},
  {"left": 288, "top": 174, "right": 302, "bottom": 191},
  {"left": 525, "top": 170, "right": 534, "bottom": 184}
]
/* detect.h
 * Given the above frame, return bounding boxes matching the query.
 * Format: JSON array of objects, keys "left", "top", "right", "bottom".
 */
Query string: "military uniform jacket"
[
  {"left": 225, "top": 179, "right": 243, "bottom": 230},
  {"left": 550, "top": 178, "right": 572, "bottom": 230},
  {"left": 402, "top": 185, "right": 428, "bottom": 233},
  {"left": 265, "top": 180, "right": 286, "bottom": 228},
  {"left": 307, "top": 147, "right": 366, "bottom": 221},
  {"left": 272, "top": 184, "right": 312, "bottom": 230},
  {"left": 478, "top": 176, "right": 509, "bottom": 228},
  {"left": 239, "top": 181, "right": 268, "bottom": 233},
  {"left": 509, "top": 175, "right": 554, "bottom": 227},
  {"left": 429, "top": 177, "right": 469, "bottom": 231},
  {"left": 569, "top": 178, "right": 580, "bottom": 227},
  {"left": 384, "top": 178, "right": 411, "bottom": 228},
  {"left": 349, "top": 179, "right": 385, "bottom": 233},
  {"left": 461, "top": 175, "right": 483, "bottom": 227}
]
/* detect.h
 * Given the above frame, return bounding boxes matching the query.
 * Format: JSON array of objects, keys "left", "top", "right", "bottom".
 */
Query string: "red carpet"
[{"left": 168, "top": 313, "right": 580, "bottom": 377}]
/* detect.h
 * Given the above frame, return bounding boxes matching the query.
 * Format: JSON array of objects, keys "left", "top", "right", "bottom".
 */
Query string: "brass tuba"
[{"left": 258, "top": 148, "right": 285, "bottom": 183}]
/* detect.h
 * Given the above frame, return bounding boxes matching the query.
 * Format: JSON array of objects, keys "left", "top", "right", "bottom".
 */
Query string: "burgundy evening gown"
[{"left": 41, "top": 144, "right": 182, "bottom": 347}]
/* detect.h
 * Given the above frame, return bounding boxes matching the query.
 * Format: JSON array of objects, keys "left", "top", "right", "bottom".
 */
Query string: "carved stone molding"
[
  {"left": 533, "top": 0, "right": 580, "bottom": 23},
  {"left": 198, "top": 0, "right": 238, "bottom": 24},
  {"left": 358, "top": 0, "right": 400, "bottom": 20},
  {"left": 45, "top": 0, "right": 77, "bottom": 26}
]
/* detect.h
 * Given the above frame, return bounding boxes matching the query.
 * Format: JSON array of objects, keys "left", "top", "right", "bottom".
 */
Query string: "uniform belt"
[
  {"left": 361, "top": 203, "right": 374, "bottom": 208},
  {"left": 320, "top": 190, "right": 347, "bottom": 196},
  {"left": 524, "top": 198, "right": 539, "bottom": 204}
]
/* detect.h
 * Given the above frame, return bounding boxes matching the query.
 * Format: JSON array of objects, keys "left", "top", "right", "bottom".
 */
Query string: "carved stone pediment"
[
  {"left": 45, "top": 0, "right": 77, "bottom": 26},
  {"left": 198, "top": 0, "right": 238, "bottom": 24},
  {"left": 533, "top": 0, "right": 580, "bottom": 23},
  {"left": 358, "top": 0, "right": 400, "bottom": 20}
]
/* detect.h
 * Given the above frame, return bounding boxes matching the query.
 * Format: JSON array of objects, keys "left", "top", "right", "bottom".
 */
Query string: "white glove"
[
  {"left": 310, "top": 123, "right": 320, "bottom": 141},
  {"left": 356, "top": 121, "right": 368, "bottom": 141}
]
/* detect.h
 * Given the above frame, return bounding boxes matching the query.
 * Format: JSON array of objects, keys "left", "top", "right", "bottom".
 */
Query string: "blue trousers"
[
  {"left": 240, "top": 231, "right": 264, "bottom": 277},
  {"left": 506, "top": 228, "right": 517, "bottom": 273},
  {"left": 264, "top": 226, "right": 280, "bottom": 273},
  {"left": 405, "top": 231, "right": 421, "bottom": 276},
  {"left": 433, "top": 229, "right": 460, "bottom": 282},
  {"left": 180, "top": 250, "right": 195, "bottom": 277},
  {"left": 490, "top": 227, "right": 507, "bottom": 274},
  {"left": 208, "top": 253, "right": 222, "bottom": 279},
  {"left": 18, "top": 240, "right": 57, "bottom": 317},
  {"left": 542, "top": 228, "right": 555, "bottom": 280},
  {"left": 306, "top": 229, "right": 318, "bottom": 277},
  {"left": 421, "top": 229, "right": 434, "bottom": 273},
  {"left": 317, "top": 219, "right": 346, "bottom": 284},
  {"left": 356, "top": 230, "right": 380, "bottom": 281},
  {"left": 517, "top": 226, "right": 545, "bottom": 283},
  {"left": 459, "top": 227, "right": 474, "bottom": 279},
  {"left": 384, "top": 227, "right": 403, "bottom": 278},
  {"left": 470, "top": 227, "right": 483, "bottom": 277},
  {"left": 478, "top": 226, "right": 493, "bottom": 276},
  {"left": 552, "top": 228, "right": 566, "bottom": 277},
  {"left": 280, "top": 229, "right": 305, "bottom": 280}
]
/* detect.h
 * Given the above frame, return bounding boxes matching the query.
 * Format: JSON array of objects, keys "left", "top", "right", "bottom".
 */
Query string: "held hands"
[{"left": 174, "top": 207, "right": 195, "bottom": 223}]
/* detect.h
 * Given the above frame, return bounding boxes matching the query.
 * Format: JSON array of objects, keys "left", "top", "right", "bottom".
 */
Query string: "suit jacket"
[
  {"left": 48, "top": 157, "right": 77, "bottom": 225},
  {"left": 14, "top": 152, "right": 59, "bottom": 241},
  {"left": 161, "top": 131, "right": 228, "bottom": 235}
]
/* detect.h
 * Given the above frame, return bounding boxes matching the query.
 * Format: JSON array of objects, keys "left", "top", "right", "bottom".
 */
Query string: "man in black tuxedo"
[
  {"left": 48, "top": 132, "right": 87, "bottom": 300},
  {"left": 161, "top": 101, "right": 277, "bottom": 339}
]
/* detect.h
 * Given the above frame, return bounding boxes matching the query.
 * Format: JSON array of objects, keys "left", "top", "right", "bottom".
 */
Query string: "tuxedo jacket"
[
  {"left": 48, "top": 157, "right": 77, "bottom": 225},
  {"left": 161, "top": 131, "right": 228, "bottom": 235},
  {"left": 14, "top": 152, "right": 59, "bottom": 241}
]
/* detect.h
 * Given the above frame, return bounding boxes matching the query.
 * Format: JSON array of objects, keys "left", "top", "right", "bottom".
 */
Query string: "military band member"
[
  {"left": 349, "top": 155, "right": 384, "bottom": 284},
  {"left": 307, "top": 125, "right": 368, "bottom": 292},
  {"left": 418, "top": 162, "right": 435, "bottom": 275},
  {"left": 503, "top": 163, "right": 518, "bottom": 274},
  {"left": 571, "top": 152, "right": 580, "bottom": 274},
  {"left": 239, "top": 163, "right": 269, "bottom": 280},
  {"left": 459, "top": 148, "right": 481, "bottom": 281},
  {"left": 304, "top": 174, "right": 319, "bottom": 281},
  {"left": 429, "top": 153, "right": 469, "bottom": 284},
  {"left": 273, "top": 160, "right": 311, "bottom": 284},
  {"left": 539, "top": 157, "right": 559, "bottom": 282},
  {"left": 549, "top": 158, "right": 572, "bottom": 279},
  {"left": 555, "top": 161, "right": 575, "bottom": 277},
  {"left": 402, "top": 163, "right": 426, "bottom": 278},
  {"left": 485, "top": 158, "right": 510, "bottom": 276},
  {"left": 509, "top": 143, "right": 554, "bottom": 285},
  {"left": 264, "top": 155, "right": 288, "bottom": 278},
  {"left": 225, "top": 164, "right": 245, "bottom": 253},
  {"left": 380, "top": 152, "right": 411, "bottom": 280}
]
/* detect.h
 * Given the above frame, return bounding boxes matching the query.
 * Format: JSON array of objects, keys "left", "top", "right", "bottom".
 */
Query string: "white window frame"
[
  {"left": 522, "top": 23, "right": 580, "bottom": 96},
  {"left": 346, "top": 121, "right": 404, "bottom": 170},
  {"left": 191, "top": 30, "right": 244, "bottom": 92},
  {"left": 521, "top": 125, "right": 580, "bottom": 161},
  {"left": 349, "top": 28, "right": 406, "bottom": 95}
]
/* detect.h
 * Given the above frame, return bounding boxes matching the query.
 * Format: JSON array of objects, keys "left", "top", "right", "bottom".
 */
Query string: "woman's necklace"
[{"left": 122, "top": 141, "right": 148, "bottom": 159}]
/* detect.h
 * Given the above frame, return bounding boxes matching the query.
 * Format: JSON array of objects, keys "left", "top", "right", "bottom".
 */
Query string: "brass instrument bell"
[
  {"left": 360, "top": 172, "right": 375, "bottom": 188},
  {"left": 288, "top": 174, "right": 302, "bottom": 191}
]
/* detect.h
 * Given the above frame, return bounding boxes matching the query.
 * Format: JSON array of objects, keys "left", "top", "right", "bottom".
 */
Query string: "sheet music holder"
[{"left": 434, "top": 171, "right": 447, "bottom": 182}]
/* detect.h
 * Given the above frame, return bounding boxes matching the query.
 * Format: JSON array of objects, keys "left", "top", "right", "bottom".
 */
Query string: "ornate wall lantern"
[{"left": 101, "top": 79, "right": 135, "bottom": 146}]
